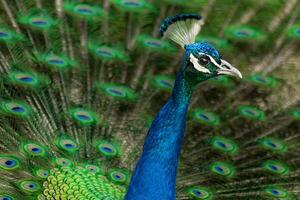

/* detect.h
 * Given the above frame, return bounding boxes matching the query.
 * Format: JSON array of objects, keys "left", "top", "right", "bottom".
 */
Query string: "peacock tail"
[{"left": 0, "top": 0, "right": 299, "bottom": 200}]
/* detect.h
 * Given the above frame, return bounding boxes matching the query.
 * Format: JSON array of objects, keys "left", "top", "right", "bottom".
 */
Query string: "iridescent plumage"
[{"left": 0, "top": 1, "right": 299, "bottom": 200}]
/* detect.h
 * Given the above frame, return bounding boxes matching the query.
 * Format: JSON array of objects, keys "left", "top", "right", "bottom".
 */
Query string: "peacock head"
[
  {"left": 160, "top": 14, "right": 242, "bottom": 85},
  {"left": 183, "top": 42, "right": 242, "bottom": 84}
]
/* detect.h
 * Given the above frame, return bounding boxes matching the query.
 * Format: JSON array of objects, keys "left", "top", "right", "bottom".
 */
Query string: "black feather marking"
[{"left": 159, "top": 14, "right": 202, "bottom": 37}]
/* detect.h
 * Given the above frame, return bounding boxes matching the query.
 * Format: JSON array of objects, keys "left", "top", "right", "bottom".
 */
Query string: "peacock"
[{"left": 0, "top": 0, "right": 300, "bottom": 200}]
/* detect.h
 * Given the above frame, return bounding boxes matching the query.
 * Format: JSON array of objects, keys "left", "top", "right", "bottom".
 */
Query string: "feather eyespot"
[
  {"left": 238, "top": 105, "right": 265, "bottom": 121},
  {"left": 108, "top": 169, "right": 129, "bottom": 184},
  {"left": 263, "top": 160, "right": 289, "bottom": 175},
  {"left": 19, "top": 180, "right": 41, "bottom": 193},
  {"left": 192, "top": 109, "right": 220, "bottom": 126},
  {"left": 55, "top": 157, "right": 73, "bottom": 167},
  {"left": 0, "top": 27, "right": 23, "bottom": 43},
  {"left": 95, "top": 140, "right": 121, "bottom": 157},
  {"left": 22, "top": 142, "right": 47, "bottom": 157},
  {"left": 18, "top": 76, "right": 34, "bottom": 83},
  {"left": 85, "top": 164, "right": 101, "bottom": 174},
  {"left": 30, "top": 17, "right": 48, "bottom": 26},
  {"left": 35, "top": 169, "right": 49, "bottom": 179},
  {"left": 98, "top": 142, "right": 117, "bottom": 156},
  {"left": 259, "top": 137, "right": 287, "bottom": 153},
  {"left": 211, "top": 136, "right": 238, "bottom": 154},
  {"left": 69, "top": 108, "right": 100, "bottom": 125},
  {"left": 0, "top": 194, "right": 14, "bottom": 200},
  {"left": 1, "top": 101, "right": 30, "bottom": 117},
  {"left": 56, "top": 136, "right": 79, "bottom": 153},
  {"left": 0, "top": 155, "right": 20, "bottom": 170},
  {"left": 11, "top": 106, "right": 25, "bottom": 113},
  {"left": 122, "top": 0, "right": 141, "bottom": 7},
  {"left": 210, "top": 162, "right": 235, "bottom": 178},
  {"left": 187, "top": 186, "right": 213, "bottom": 200},
  {"left": 265, "top": 186, "right": 289, "bottom": 198},
  {"left": 74, "top": 5, "right": 94, "bottom": 15},
  {"left": 0, "top": 31, "right": 9, "bottom": 38}
]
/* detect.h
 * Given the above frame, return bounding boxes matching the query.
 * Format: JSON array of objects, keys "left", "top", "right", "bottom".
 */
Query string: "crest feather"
[{"left": 159, "top": 14, "right": 204, "bottom": 48}]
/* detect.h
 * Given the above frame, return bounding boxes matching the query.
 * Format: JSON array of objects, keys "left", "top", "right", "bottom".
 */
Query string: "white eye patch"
[
  {"left": 198, "top": 53, "right": 234, "bottom": 71},
  {"left": 198, "top": 53, "right": 222, "bottom": 68},
  {"left": 189, "top": 54, "right": 211, "bottom": 73}
]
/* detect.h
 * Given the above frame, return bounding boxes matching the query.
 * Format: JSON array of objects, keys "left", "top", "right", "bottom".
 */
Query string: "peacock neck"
[
  {"left": 125, "top": 69, "right": 194, "bottom": 200},
  {"left": 171, "top": 71, "right": 193, "bottom": 105}
]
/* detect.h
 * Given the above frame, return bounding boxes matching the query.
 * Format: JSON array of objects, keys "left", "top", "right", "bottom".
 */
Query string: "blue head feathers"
[
  {"left": 185, "top": 42, "right": 222, "bottom": 65},
  {"left": 160, "top": 13, "right": 242, "bottom": 80}
]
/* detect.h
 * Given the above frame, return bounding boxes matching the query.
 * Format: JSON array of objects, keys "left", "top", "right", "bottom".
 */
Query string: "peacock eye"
[{"left": 198, "top": 57, "right": 210, "bottom": 66}]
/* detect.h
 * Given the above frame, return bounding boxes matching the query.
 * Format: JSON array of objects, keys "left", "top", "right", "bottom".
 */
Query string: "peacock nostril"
[{"left": 223, "top": 65, "right": 231, "bottom": 70}]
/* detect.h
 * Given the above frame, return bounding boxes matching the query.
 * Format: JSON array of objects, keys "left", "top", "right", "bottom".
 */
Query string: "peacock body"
[{"left": 0, "top": 0, "right": 300, "bottom": 200}]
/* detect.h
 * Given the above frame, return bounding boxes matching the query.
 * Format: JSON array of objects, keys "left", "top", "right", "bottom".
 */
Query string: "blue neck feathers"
[{"left": 125, "top": 65, "right": 198, "bottom": 200}]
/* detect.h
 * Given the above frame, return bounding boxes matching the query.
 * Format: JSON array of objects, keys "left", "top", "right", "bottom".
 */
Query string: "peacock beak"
[{"left": 217, "top": 59, "right": 242, "bottom": 79}]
